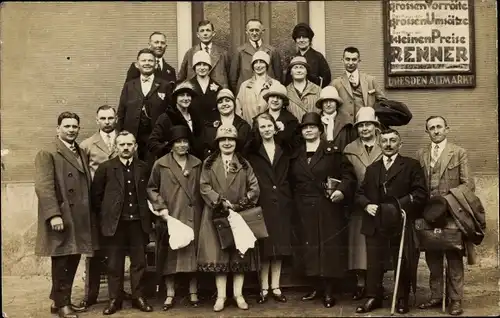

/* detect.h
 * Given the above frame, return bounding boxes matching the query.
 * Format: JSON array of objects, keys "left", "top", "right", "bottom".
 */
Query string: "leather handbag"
[
  {"left": 414, "top": 218, "right": 464, "bottom": 251},
  {"left": 239, "top": 206, "right": 269, "bottom": 239},
  {"left": 212, "top": 217, "right": 234, "bottom": 250}
]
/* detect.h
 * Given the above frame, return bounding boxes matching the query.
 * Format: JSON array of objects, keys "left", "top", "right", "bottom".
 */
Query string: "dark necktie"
[
  {"left": 204, "top": 45, "right": 209, "bottom": 54},
  {"left": 254, "top": 41, "right": 260, "bottom": 49},
  {"left": 365, "top": 145, "right": 373, "bottom": 154}
]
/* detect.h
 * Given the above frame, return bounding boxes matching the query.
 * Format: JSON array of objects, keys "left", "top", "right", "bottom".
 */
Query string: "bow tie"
[{"left": 142, "top": 77, "right": 152, "bottom": 83}]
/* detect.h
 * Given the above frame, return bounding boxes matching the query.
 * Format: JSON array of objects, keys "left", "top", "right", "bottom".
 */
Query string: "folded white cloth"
[
  {"left": 227, "top": 209, "right": 256, "bottom": 256},
  {"left": 166, "top": 215, "right": 194, "bottom": 250},
  {"left": 147, "top": 200, "right": 194, "bottom": 250}
]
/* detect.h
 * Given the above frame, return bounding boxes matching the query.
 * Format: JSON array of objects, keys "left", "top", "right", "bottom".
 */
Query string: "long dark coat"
[
  {"left": 319, "top": 110, "right": 358, "bottom": 153},
  {"left": 148, "top": 106, "right": 205, "bottom": 160},
  {"left": 147, "top": 153, "right": 203, "bottom": 275},
  {"left": 34, "top": 138, "right": 99, "bottom": 257},
  {"left": 271, "top": 108, "right": 300, "bottom": 153},
  {"left": 289, "top": 140, "right": 357, "bottom": 278},
  {"left": 189, "top": 77, "right": 223, "bottom": 121},
  {"left": 247, "top": 142, "right": 293, "bottom": 258},
  {"left": 197, "top": 152, "right": 260, "bottom": 272},
  {"left": 202, "top": 114, "right": 251, "bottom": 159}
]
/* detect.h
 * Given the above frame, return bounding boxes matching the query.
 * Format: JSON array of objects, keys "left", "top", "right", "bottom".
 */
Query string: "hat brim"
[
  {"left": 215, "top": 135, "right": 238, "bottom": 142},
  {"left": 298, "top": 121, "right": 324, "bottom": 133},
  {"left": 353, "top": 119, "right": 380, "bottom": 127},
  {"left": 192, "top": 61, "right": 213, "bottom": 70},
  {"left": 315, "top": 96, "right": 344, "bottom": 109},
  {"left": 173, "top": 87, "right": 197, "bottom": 97},
  {"left": 263, "top": 92, "right": 289, "bottom": 103},
  {"left": 287, "top": 62, "right": 311, "bottom": 74}
]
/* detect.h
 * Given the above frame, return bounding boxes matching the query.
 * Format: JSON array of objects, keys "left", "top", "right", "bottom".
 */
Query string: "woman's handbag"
[
  {"left": 414, "top": 217, "right": 464, "bottom": 251},
  {"left": 212, "top": 217, "right": 234, "bottom": 249},
  {"left": 239, "top": 206, "right": 269, "bottom": 239}
]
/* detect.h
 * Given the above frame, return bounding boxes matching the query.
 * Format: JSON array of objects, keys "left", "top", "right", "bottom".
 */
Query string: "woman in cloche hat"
[
  {"left": 289, "top": 112, "right": 357, "bottom": 308},
  {"left": 149, "top": 81, "right": 205, "bottom": 159},
  {"left": 261, "top": 82, "right": 300, "bottom": 152},
  {"left": 316, "top": 86, "right": 357, "bottom": 151},
  {"left": 343, "top": 107, "right": 384, "bottom": 301},
  {"left": 147, "top": 125, "right": 204, "bottom": 311},
  {"left": 284, "top": 23, "right": 331, "bottom": 88},
  {"left": 285, "top": 56, "right": 321, "bottom": 120},
  {"left": 236, "top": 51, "right": 280, "bottom": 124},
  {"left": 246, "top": 112, "right": 295, "bottom": 305},
  {"left": 202, "top": 88, "right": 251, "bottom": 158},
  {"left": 197, "top": 124, "right": 260, "bottom": 312}
]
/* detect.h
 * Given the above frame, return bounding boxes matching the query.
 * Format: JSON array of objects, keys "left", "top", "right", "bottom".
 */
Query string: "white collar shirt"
[{"left": 140, "top": 74, "right": 155, "bottom": 95}]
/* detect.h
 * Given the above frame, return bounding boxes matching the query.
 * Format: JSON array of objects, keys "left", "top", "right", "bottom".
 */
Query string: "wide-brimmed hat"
[
  {"left": 354, "top": 107, "right": 380, "bottom": 127},
  {"left": 215, "top": 124, "right": 238, "bottom": 141},
  {"left": 287, "top": 56, "right": 310, "bottom": 73},
  {"left": 263, "top": 82, "right": 289, "bottom": 106},
  {"left": 169, "top": 125, "right": 192, "bottom": 144},
  {"left": 192, "top": 50, "right": 212, "bottom": 69},
  {"left": 315, "top": 86, "right": 343, "bottom": 109},
  {"left": 251, "top": 51, "right": 271, "bottom": 66},
  {"left": 172, "top": 81, "right": 197, "bottom": 98},
  {"left": 298, "top": 112, "right": 324, "bottom": 133},
  {"left": 423, "top": 196, "right": 449, "bottom": 228},
  {"left": 374, "top": 99, "right": 412, "bottom": 127},
  {"left": 292, "top": 23, "right": 315, "bottom": 40},
  {"left": 216, "top": 88, "right": 235, "bottom": 102}
]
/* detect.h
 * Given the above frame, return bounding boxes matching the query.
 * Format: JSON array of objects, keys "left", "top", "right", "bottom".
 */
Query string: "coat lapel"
[
  {"left": 286, "top": 81, "right": 319, "bottom": 113},
  {"left": 341, "top": 73, "right": 353, "bottom": 97},
  {"left": 242, "top": 42, "right": 257, "bottom": 56},
  {"left": 159, "top": 154, "right": 200, "bottom": 203},
  {"left": 331, "top": 111, "right": 351, "bottom": 141},
  {"left": 212, "top": 156, "right": 227, "bottom": 192},
  {"left": 77, "top": 143, "right": 92, "bottom": 187},
  {"left": 226, "top": 156, "right": 243, "bottom": 189},
  {"left": 421, "top": 145, "right": 432, "bottom": 180},
  {"left": 146, "top": 78, "right": 161, "bottom": 98},
  {"left": 133, "top": 78, "right": 145, "bottom": 97},
  {"left": 438, "top": 144, "right": 454, "bottom": 180},
  {"left": 113, "top": 158, "right": 124, "bottom": 189},
  {"left": 133, "top": 159, "right": 142, "bottom": 190},
  {"left": 56, "top": 138, "right": 84, "bottom": 173},
  {"left": 385, "top": 155, "right": 405, "bottom": 182},
  {"left": 307, "top": 143, "right": 324, "bottom": 170},
  {"left": 210, "top": 44, "right": 221, "bottom": 69},
  {"left": 360, "top": 72, "right": 369, "bottom": 104},
  {"left": 273, "top": 144, "right": 283, "bottom": 168}
]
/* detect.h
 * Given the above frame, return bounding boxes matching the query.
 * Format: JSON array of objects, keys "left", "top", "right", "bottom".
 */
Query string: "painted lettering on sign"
[
  {"left": 383, "top": 0, "right": 475, "bottom": 88},
  {"left": 387, "top": 74, "right": 475, "bottom": 88}
]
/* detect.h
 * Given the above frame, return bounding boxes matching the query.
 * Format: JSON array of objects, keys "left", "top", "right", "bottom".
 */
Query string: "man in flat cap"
[
  {"left": 416, "top": 116, "right": 475, "bottom": 316},
  {"left": 284, "top": 23, "right": 331, "bottom": 88}
]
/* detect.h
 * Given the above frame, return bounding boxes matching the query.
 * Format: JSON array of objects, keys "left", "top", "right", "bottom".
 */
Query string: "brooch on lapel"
[
  {"left": 183, "top": 169, "right": 190, "bottom": 177},
  {"left": 276, "top": 121, "right": 285, "bottom": 131},
  {"left": 157, "top": 92, "right": 165, "bottom": 100},
  {"left": 213, "top": 120, "right": 221, "bottom": 128},
  {"left": 228, "top": 162, "right": 238, "bottom": 173},
  {"left": 210, "top": 83, "right": 219, "bottom": 91},
  {"left": 262, "top": 80, "right": 272, "bottom": 90}
]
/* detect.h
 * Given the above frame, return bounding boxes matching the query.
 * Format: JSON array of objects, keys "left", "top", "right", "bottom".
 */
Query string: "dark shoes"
[
  {"left": 257, "top": 289, "right": 269, "bottom": 304},
  {"left": 131, "top": 297, "right": 153, "bottom": 312},
  {"left": 301, "top": 290, "right": 318, "bottom": 301},
  {"left": 419, "top": 298, "right": 443, "bottom": 309},
  {"left": 352, "top": 286, "right": 366, "bottom": 300},
  {"left": 103, "top": 299, "right": 122, "bottom": 315},
  {"left": 189, "top": 293, "right": 200, "bottom": 307},
  {"left": 323, "top": 294, "right": 336, "bottom": 308},
  {"left": 51, "top": 303, "right": 86, "bottom": 316},
  {"left": 57, "top": 305, "right": 82, "bottom": 318},
  {"left": 449, "top": 300, "right": 463, "bottom": 316},
  {"left": 356, "top": 297, "right": 382, "bottom": 313},
  {"left": 78, "top": 298, "right": 97, "bottom": 309},
  {"left": 396, "top": 298, "right": 409, "bottom": 314},
  {"left": 162, "top": 296, "right": 175, "bottom": 311},
  {"left": 271, "top": 288, "right": 287, "bottom": 303}
]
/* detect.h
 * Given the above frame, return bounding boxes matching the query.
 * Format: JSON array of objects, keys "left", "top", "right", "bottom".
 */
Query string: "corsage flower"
[
  {"left": 183, "top": 169, "right": 190, "bottom": 177},
  {"left": 210, "top": 83, "right": 219, "bottom": 91},
  {"left": 276, "top": 121, "right": 285, "bottom": 131},
  {"left": 213, "top": 120, "right": 221, "bottom": 128}
]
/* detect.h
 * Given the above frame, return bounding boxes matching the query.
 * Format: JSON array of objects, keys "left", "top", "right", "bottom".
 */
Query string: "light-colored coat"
[
  {"left": 80, "top": 131, "right": 118, "bottom": 179},
  {"left": 416, "top": 141, "right": 476, "bottom": 264},
  {"left": 178, "top": 43, "right": 231, "bottom": 88},
  {"left": 147, "top": 153, "right": 203, "bottom": 274},
  {"left": 344, "top": 138, "right": 383, "bottom": 270},
  {"left": 332, "top": 71, "right": 385, "bottom": 123},
  {"left": 197, "top": 153, "right": 260, "bottom": 272},
  {"left": 230, "top": 42, "right": 282, "bottom": 93},
  {"left": 235, "top": 75, "right": 280, "bottom": 124},
  {"left": 34, "top": 138, "right": 99, "bottom": 257},
  {"left": 286, "top": 81, "right": 321, "bottom": 120}
]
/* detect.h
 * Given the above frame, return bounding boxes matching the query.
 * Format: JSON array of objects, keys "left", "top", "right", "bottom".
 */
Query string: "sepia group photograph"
[{"left": 1, "top": 1, "right": 498, "bottom": 317}]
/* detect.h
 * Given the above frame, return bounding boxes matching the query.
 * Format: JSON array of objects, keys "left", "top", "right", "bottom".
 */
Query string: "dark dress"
[
  {"left": 189, "top": 77, "right": 223, "bottom": 121},
  {"left": 269, "top": 108, "right": 300, "bottom": 153},
  {"left": 148, "top": 106, "right": 205, "bottom": 160},
  {"left": 202, "top": 114, "right": 251, "bottom": 159},
  {"left": 289, "top": 140, "right": 357, "bottom": 278},
  {"left": 247, "top": 142, "right": 293, "bottom": 259}
]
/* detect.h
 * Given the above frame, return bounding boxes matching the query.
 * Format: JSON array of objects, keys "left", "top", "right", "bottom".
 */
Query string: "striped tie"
[{"left": 430, "top": 144, "right": 440, "bottom": 167}]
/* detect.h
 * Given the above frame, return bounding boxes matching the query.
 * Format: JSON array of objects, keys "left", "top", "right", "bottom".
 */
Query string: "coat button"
[
  {"left": 272, "top": 186, "right": 276, "bottom": 190},
  {"left": 68, "top": 172, "right": 73, "bottom": 177},
  {"left": 68, "top": 189, "right": 74, "bottom": 193}
]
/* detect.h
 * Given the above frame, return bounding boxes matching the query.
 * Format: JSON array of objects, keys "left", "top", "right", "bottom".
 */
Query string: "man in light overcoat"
[
  {"left": 35, "top": 111, "right": 98, "bottom": 318},
  {"left": 416, "top": 116, "right": 475, "bottom": 316},
  {"left": 332, "top": 47, "right": 385, "bottom": 123}
]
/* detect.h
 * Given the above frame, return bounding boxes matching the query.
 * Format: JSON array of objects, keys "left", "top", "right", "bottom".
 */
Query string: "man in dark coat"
[
  {"left": 91, "top": 131, "right": 153, "bottom": 315},
  {"left": 117, "top": 48, "right": 172, "bottom": 166},
  {"left": 35, "top": 111, "right": 98, "bottom": 318},
  {"left": 124, "top": 31, "right": 177, "bottom": 87},
  {"left": 354, "top": 128, "right": 428, "bottom": 314},
  {"left": 284, "top": 23, "right": 332, "bottom": 88}
]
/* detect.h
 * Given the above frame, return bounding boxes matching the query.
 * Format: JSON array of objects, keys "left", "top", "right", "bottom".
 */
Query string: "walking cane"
[
  {"left": 390, "top": 209, "right": 407, "bottom": 316},
  {"left": 442, "top": 255, "right": 447, "bottom": 313}
]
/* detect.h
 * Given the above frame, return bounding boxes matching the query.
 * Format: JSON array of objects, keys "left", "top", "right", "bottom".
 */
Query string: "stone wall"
[{"left": 2, "top": 176, "right": 498, "bottom": 276}]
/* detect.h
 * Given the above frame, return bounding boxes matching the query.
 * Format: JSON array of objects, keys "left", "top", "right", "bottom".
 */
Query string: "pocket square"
[
  {"left": 368, "top": 89, "right": 376, "bottom": 94},
  {"left": 157, "top": 92, "right": 166, "bottom": 100}
]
